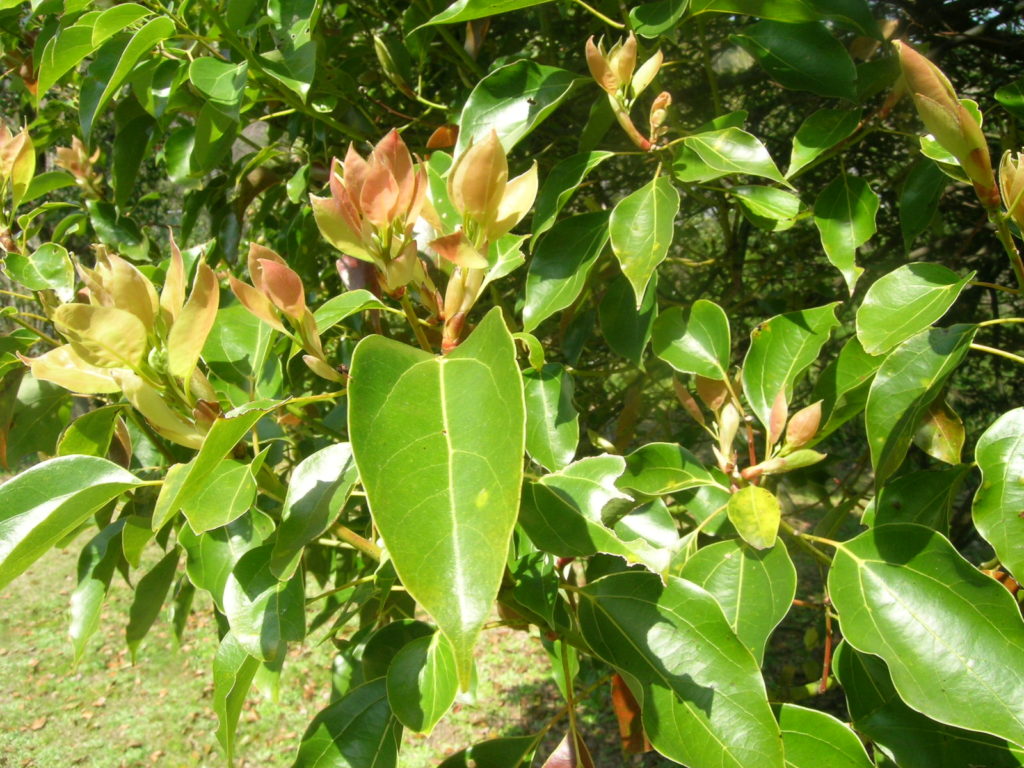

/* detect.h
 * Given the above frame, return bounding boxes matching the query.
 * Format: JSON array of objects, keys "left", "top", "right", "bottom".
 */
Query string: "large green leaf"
[
  {"left": 618, "top": 442, "right": 720, "bottom": 496},
  {"left": 811, "top": 336, "right": 881, "bottom": 440},
  {"left": 180, "top": 455, "right": 264, "bottom": 534},
  {"left": 578, "top": 572, "right": 784, "bottom": 768},
  {"left": 630, "top": 0, "right": 689, "bottom": 37},
  {"left": 69, "top": 520, "right": 125, "bottom": 664},
  {"left": 0, "top": 456, "right": 141, "bottom": 590},
  {"left": 314, "top": 290, "right": 390, "bottom": 335},
  {"left": 386, "top": 631, "right": 458, "bottom": 733},
  {"left": 213, "top": 632, "right": 261, "bottom": 766},
  {"left": 524, "top": 364, "right": 578, "bottom": 472},
  {"left": 732, "top": 21, "right": 856, "bottom": 100},
  {"left": 692, "top": 0, "right": 878, "bottom": 36},
  {"left": 973, "top": 408, "right": 1024, "bottom": 581},
  {"left": 189, "top": 57, "right": 248, "bottom": 112},
  {"left": 835, "top": 643, "right": 1024, "bottom": 768},
  {"left": 863, "top": 465, "right": 971, "bottom": 531},
  {"left": 179, "top": 510, "right": 267, "bottom": 610},
  {"left": 599, "top": 273, "right": 658, "bottom": 366},
  {"left": 204, "top": 304, "right": 282, "bottom": 406},
  {"left": 787, "top": 108, "right": 861, "bottom": 177},
  {"left": 125, "top": 547, "right": 179, "bottom": 660},
  {"left": 856, "top": 263, "right": 973, "bottom": 356},
  {"left": 813, "top": 174, "right": 878, "bottom": 292},
  {"left": 260, "top": 0, "right": 317, "bottom": 99},
  {"left": 270, "top": 443, "right": 359, "bottom": 579},
  {"left": 456, "top": 61, "right": 576, "bottom": 155},
  {"left": 531, "top": 153, "right": 614, "bottom": 243},
  {"left": 2, "top": 243, "right": 75, "bottom": 301},
  {"left": 829, "top": 523, "right": 1024, "bottom": 748},
  {"left": 348, "top": 307, "right": 525, "bottom": 687},
  {"left": 777, "top": 703, "right": 873, "bottom": 768},
  {"left": 609, "top": 175, "right": 679, "bottom": 306},
  {"left": 424, "top": 0, "right": 551, "bottom": 25},
  {"left": 3, "top": 375, "right": 72, "bottom": 468},
  {"left": 523, "top": 211, "right": 609, "bottom": 332},
  {"left": 652, "top": 299, "right": 731, "bottom": 379},
  {"left": 864, "top": 325, "right": 976, "bottom": 487},
  {"left": 292, "top": 679, "right": 402, "bottom": 768},
  {"left": 741, "top": 303, "right": 840, "bottom": 430},
  {"left": 682, "top": 128, "right": 785, "bottom": 184},
  {"left": 680, "top": 538, "right": 795, "bottom": 664}
]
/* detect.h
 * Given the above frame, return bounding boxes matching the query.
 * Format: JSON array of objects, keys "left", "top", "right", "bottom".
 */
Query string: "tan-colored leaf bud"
[
  {"left": 359, "top": 162, "right": 401, "bottom": 228},
  {"left": 768, "top": 388, "right": 788, "bottom": 447},
  {"left": 448, "top": 130, "right": 508, "bottom": 224},
  {"left": 586, "top": 36, "right": 618, "bottom": 94},
  {"left": 258, "top": 259, "right": 306, "bottom": 320},
  {"left": 609, "top": 33, "right": 637, "bottom": 91},
  {"left": 488, "top": 162, "right": 538, "bottom": 239},
  {"left": 303, "top": 354, "right": 344, "bottom": 382},
  {"left": 0, "top": 125, "right": 35, "bottom": 206},
  {"left": 696, "top": 375, "right": 729, "bottom": 412},
  {"left": 371, "top": 128, "right": 417, "bottom": 214},
  {"left": 649, "top": 91, "right": 671, "bottom": 140},
  {"left": 673, "top": 377, "right": 705, "bottom": 426},
  {"left": 166, "top": 263, "right": 219, "bottom": 380},
  {"left": 54, "top": 136, "right": 101, "bottom": 197},
  {"left": 430, "top": 231, "right": 489, "bottom": 269},
  {"left": 1000, "top": 151, "right": 1024, "bottom": 229},
  {"left": 160, "top": 230, "right": 187, "bottom": 324},
  {"left": 631, "top": 49, "right": 663, "bottom": 98},
  {"left": 229, "top": 275, "right": 286, "bottom": 332},
  {"left": 718, "top": 401, "right": 741, "bottom": 459},
  {"left": 247, "top": 243, "right": 286, "bottom": 294},
  {"left": 785, "top": 401, "right": 822, "bottom": 449},
  {"left": 742, "top": 449, "right": 827, "bottom": 479}
]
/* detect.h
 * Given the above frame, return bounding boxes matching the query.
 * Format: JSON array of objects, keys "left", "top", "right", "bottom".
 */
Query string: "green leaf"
[
  {"left": 204, "top": 304, "right": 282, "bottom": 406},
  {"left": 532, "top": 152, "right": 614, "bottom": 243},
  {"left": 189, "top": 57, "right": 248, "bottom": 111},
  {"left": 997, "top": 77, "right": 1024, "bottom": 121},
  {"left": 22, "top": 171, "right": 76, "bottom": 205},
  {"left": 293, "top": 679, "right": 402, "bottom": 768},
  {"left": 618, "top": 442, "right": 721, "bottom": 496},
  {"left": 741, "top": 303, "right": 840, "bottom": 430},
  {"left": 609, "top": 175, "right": 679, "bottom": 306},
  {"left": 813, "top": 174, "right": 878, "bottom": 292},
  {"left": 863, "top": 465, "right": 971, "bottom": 531},
  {"left": 2, "top": 243, "right": 75, "bottom": 301},
  {"left": 57, "top": 404, "right": 123, "bottom": 458},
  {"left": 630, "top": 0, "right": 688, "bottom": 37},
  {"left": 864, "top": 325, "right": 976, "bottom": 487},
  {"left": 856, "top": 263, "right": 973, "bottom": 356},
  {"left": 652, "top": 299, "right": 731, "bottom": 379},
  {"left": 524, "top": 364, "right": 578, "bottom": 472},
  {"left": 121, "top": 514, "right": 154, "bottom": 569},
  {"left": 578, "top": 572, "right": 784, "bottom": 768},
  {"left": 811, "top": 336, "right": 881, "bottom": 440},
  {"left": 348, "top": 308, "right": 525, "bottom": 687},
  {"left": 112, "top": 98, "right": 156, "bottom": 209},
  {"left": 683, "top": 128, "right": 785, "bottom": 184},
  {"left": 86, "top": 200, "right": 148, "bottom": 261},
  {"left": 900, "top": 159, "right": 946, "bottom": 250},
  {"left": 973, "top": 408, "right": 1024, "bottom": 582},
  {"left": 787, "top": 108, "right": 861, "bottom": 177},
  {"left": 0, "top": 455, "right": 141, "bottom": 590},
  {"left": 599, "top": 273, "right": 658, "bottom": 367},
  {"left": 314, "top": 290, "right": 390, "bottom": 335},
  {"left": 424, "top": 0, "right": 550, "bottom": 26},
  {"left": 386, "top": 631, "right": 458, "bottom": 733},
  {"left": 913, "top": 397, "right": 964, "bottom": 465},
  {"left": 692, "top": 0, "right": 878, "bottom": 36},
  {"left": 456, "top": 61, "right": 576, "bottom": 155},
  {"left": 259, "top": 0, "right": 317, "bottom": 99},
  {"left": 179, "top": 511, "right": 267, "bottom": 611},
  {"left": 69, "top": 520, "right": 125, "bottom": 664},
  {"left": 223, "top": 545, "right": 306, "bottom": 662},
  {"left": 3, "top": 375, "right": 72, "bottom": 467},
  {"left": 732, "top": 21, "right": 856, "bottom": 100},
  {"left": 523, "top": 211, "right": 609, "bottom": 332},
  {"left": 777, "top": 703, "right": 873, "bottom": 768},
  {"left": 731, "top": 185, "right": 801, "bottom": 231},
  {"left": 270, "top": 443, "right": 359, "bottom": 579},
  {"left": 681, "top": 538, "right": 796, "bottom": 664},
  {"left": 727, "top": 485, "right": 780, "bottom": 550},
  {"left": 540, "top": 454, "right": 632, "bottom": 519},
  {"left": 829, "top": 523, "right": 1024, "bottom": 748},
  {"left": 125, "top": 547, "right": 179, "bottom": 660},
  {"left": 437, "top": 736, "right": 536, "bottom": 768},
  {"left": 180, "top": 457, "right": 261, "bottom": 534},
  {"left": 213, "top": 632, "right": 260, "bottom": 766},
  {"left": 835, "top": 643, "right": 1024, "bottom": 768}
]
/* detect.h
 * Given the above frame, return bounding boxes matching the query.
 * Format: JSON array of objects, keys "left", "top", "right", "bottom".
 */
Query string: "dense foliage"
[{"left": 2, "top": 0, "right": 1024, "bottom": 765}]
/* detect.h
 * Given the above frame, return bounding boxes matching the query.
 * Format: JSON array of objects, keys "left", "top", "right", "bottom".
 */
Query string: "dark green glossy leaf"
[
  {"left": 693, "top": 0, "right": 878, "bottom": 36},
  {"left": 732, "top": 21, "right": 856, "bottom": 100},
  {"left": 742, "top": 303, "right": 840, "bottom": 431},
  {"left": 437, "top": 735, "right": 536, "bottom": 767},
  {"left": 213, "top": 632, "right": 260, "bottom": 765},
  {"left": 362, "top": 620, "right": 435, "bottom": 680},
  {"left": 900, "top": 160, "right": 947, "bottom": 250},
  {"left": 813, "top": 174, "right": 877, "bottom": 292},
  {"left": 727, "top": 485, "right": 780, "bottom": 550},
  {"left": 112, "top": 99, "right": 156, "bottom": 209},
  {"left": 270, "top": 443, "right": 359, "bottom": 579},
  {"left": 996, "top": 77, "right": 1024, "bottom": 121},
  {"left": 652, "top": 299, "right": 731, "bottom": 379},
  {"left": 865, "top": 325, "right": 976, "bottom": 487},
  {"left": 731, "top": 185, "right": 801, "bottom": 231},
  {"left": 180, "top": 457, "right": 260, "bottom": 534},
  {"left": 189, "top": 57, "right": 247, "bottom": 111},
  {"left": 2, "top": 243, "right": 74, "bottom": 301},
  {"left": 599, "top": 273, "right": 658, "bottom": 367},
  {"left": 856, "top": 263, "right": 973, "bottom": 356},
  {"left": 829, "top": 523, "right": 1024, "bottom": 747},
  {"left": 0, "top": 455, "right": 140, "bottom": 590},
  {"left": 69, "top": 520, "right": 125, "bottom": 664},
  {"left": 681, "top": 538, "right": 795, "bottom": 664},
  {"left": 973, "top": 408, "right": 1024, "bottom": 581},
  {"left": 22, "top": 171, "right": 76, "bottom": 205},
  {"left": 57, "top": 404, "right": 123, "bottom": 458},
  {"left": 204, "top": 304, "right": 282, "bottom": 406},
  {"left": 125, "top": 547, "right": 179, "bottom": 660},
  {"left": 609, "top": 175, "right": 679, "bottom": 306},
  {"left": 863, "top": 465, "right": 971, "bottom": 531},
  {"left": 292, "top": 679, "right": 401, "bottom": 768},
  {"left": 777, "top": 703, "right": 872, "bottom": 768},
  {"left": 349, "top": 308, "right": 524, "bottom": 687},
  {"left": 532, "top": 153, "right": 614, "bottom": 243},
  {"left": 386, "top": 631, "right": 458, "bottom": 733},
  {"left": 261, "top": 0, "right": 317, "bottom": 98},
  {"left": 524, "top": 364, "right": 578, "bottom": 472},
  {"left": 179, "top": 510, "right": 267, "bottom": 610},
  {"left": 456, "top": 61, "right": 576, "bottom": 155},
  {"left": 619, "top": 442, "right": 720, "bottom": 496},
  {"left": 787, "top": 108, "right": 861, "bottom": 177},
  {"left": 425, "top": 0, "right": 550, "bottom": 26},
  {"left": 86, "top": 200, "right": 148, "bottom": 261},
  {"left": 223, "top": 545, "right": 306, "bottom": 662},
  {"left": 630, "top": 0, "right": 688, "bottom": 37},
  {"left": 835, "top": 643, "right": 1024, "bottom": 768},
  {"left": 579, "top": 572, "right": 784, "bottom": 768},
  {"left": 683, "top": 128, "right": 785, "bottom": 184},
  {"left": 523, "top": 211, "right": 609, "bottom": 332},
  {"left": 811, "top": 336, "right": 881, "bottom": 440}
]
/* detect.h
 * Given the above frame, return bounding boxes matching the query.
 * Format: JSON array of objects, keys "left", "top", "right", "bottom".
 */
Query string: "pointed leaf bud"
[
  {"left": 673, "top": 377, "right": 705, "bottom": 426},
  {"left": 696, "top": 375, "right": 729, "bottom": 412},
  {"left": 586, "top": 36, "right": 618, "bottom": 94},
  {"left": 161, "top": 230, "right": 187, "bottom": 324},
  {"left": 258, "top": 259, "right": 306, "bottom": 320},
  {"left": 631, "top": 49, "right": 663, "bottom": 98},
  {"left": 742, "top": 449, "right": 827, "bottom": 479},
  {"left": 768, "top": 388, "right": 788, "bottom": 447},
  {"left": 649, "top": 91, "right": 671, "bottom": 141},
  {"left": 247, "top": 243, "right": 286, "bottom": 294},
  {"left": 1000, "top": 151, "right": 1024, "bottom": 229},
  {"left": 489, "top": 162, "right": 538, "bottom": 239},
  {"left": 609, "top": 33, "right": 637, "bottom": 91},
  {"left": 430, "top": 231, "right": 489, "bottom": 269},
  {"left": 785, "top": 401, "right": 822, "bottom": 449},
  {"left": 229, "top": 275, "right": 286, "bottom": 332},
  {"left": 167, "top": 262, "right": 219, "bottom": 380},
  {"left": 718, "top": 401, "right": 741, "bottom": 460},
  {"left": 448, "top": 130, "right": 508, "bottom": 223},
  {"left": 303, "top": 354, "right": 344, "bottom": 382}
]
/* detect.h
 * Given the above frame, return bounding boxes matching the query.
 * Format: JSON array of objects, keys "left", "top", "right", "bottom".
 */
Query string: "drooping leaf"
[
  {"left": 900, "top": 159, "right": 947, "bottom": 250},
  {"left": 125, "top": 547, "right": 180, "bottom": 660},
  {"left": 456, "top": 61, "right": 576, "bottom": 155},
  {"left": 652, "top": 299, "right": 731, "bottom": 379},
  {"left": 787, "top": 108, "right": 861, "bottom": 177},
  {"left": 578, "top": 572, "right": 785, "bottom": 768},
  {"left": 856, "top": 263, "right": 973, "bottom": 356},
  {"left": 531, "top": 153, "right": 614, "bottom": 243},
  {"left": 386, "top": 631, "right": 458, "bottom": 733},
  {"left": 540, "top": 454, "right": 632, "bottom": 520},
  {"left": 741, "top": 303, "right": 840, "bottom": 431},
  {"left": 864, "top": 325, "right": 976, "bottom": 487},
  {"left": 693, "top": 0, "right": 878, "bottom": 37},
  {"left": 777, "top": 703, "right": 873, "bottom": 768},
  {"left": 829, "top": 523, "right": 1024, "bottom": 748},
  {"left": 524, "top": 364, "right": 578, "bottom": 472},
  {"left": 0, "top": 455, "right": 141, "bottom": 590},
  {"left": 314, "top": 290, "right": 390, "bottom": 335},
  {"left": 348, "top": 308, "right": 524, "bottom": 687},
  {"left": 609, "top": 175, "right": 679, "bottom": 306},
  {"left": 681, "top": 538, "right": 795, "bottom": 664},
  {"left": 213, "top": 632, "right": 261, "bottom": 766},
  {"left": 523, "top": 210, "right": 609, "bottom": 332},
  {"left": 270, "top": 443, "right": 359, "bottom": 579},
  {"left": 813, "top": 174, "right": 878, "bottom": 292},
  {"left": 731, "top": 185, "right": 801, "bottom": 230},
  {"left": 69, "top": 520, "right": 125, "bottom": 664},
  {"left": 973, "top": 408, "right": 1024, "bottom": 582}
]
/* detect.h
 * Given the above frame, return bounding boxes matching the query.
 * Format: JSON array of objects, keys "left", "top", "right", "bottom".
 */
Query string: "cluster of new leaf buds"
[
  {"left": 586, "top": 32, "right": 669, "bottom": 150},
  {"left": 23, "top": 238, "right": 220, "bottom": 448}
]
